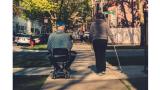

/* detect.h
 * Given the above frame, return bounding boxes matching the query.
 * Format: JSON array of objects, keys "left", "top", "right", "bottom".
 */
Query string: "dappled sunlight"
[
  {"left": 13, "top": 42, "right": 147, "bottom": 90},
  {"left": 13, "top": 0, "right": 148, "bottom": 89}
]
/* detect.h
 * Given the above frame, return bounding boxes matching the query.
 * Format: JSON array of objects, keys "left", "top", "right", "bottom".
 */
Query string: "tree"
[
  {"left": 13, "top": 0, "right": 22, "bottom": 16},
  {"left": 20, "top": 0, "right": 59, "bottom": 30},
  {"left": 19, "top": 0, "right": 92, "bottom": 31},
  {"left": 136, "top": 0, "right": 144, "bottom": 24}
]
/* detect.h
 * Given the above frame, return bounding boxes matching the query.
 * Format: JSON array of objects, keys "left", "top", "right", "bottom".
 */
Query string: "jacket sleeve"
[
  {"left": 47, "top": 34, "right": 54, "bottom": 52},
  {"left": 66, "top": 34, "right": 73, "bottom": 51},
  {"left": 89, "top": 22, "right": 94, "bottom": 41}
]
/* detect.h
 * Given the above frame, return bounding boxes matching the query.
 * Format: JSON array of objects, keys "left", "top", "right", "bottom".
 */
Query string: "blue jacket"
[{"left": 47, "top": 30, "right": 72, "bottom": 52}]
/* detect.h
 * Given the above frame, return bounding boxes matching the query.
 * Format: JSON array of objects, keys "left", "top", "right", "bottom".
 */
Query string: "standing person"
[
  {"left": 79, "top": 27, "right": 84, "bottom": 43},
  {"left": 90, "top": 13, "right": 115, "bottom": 75},
  {"left": 47, "top": 21, "right": 73, "bottom": 71}
]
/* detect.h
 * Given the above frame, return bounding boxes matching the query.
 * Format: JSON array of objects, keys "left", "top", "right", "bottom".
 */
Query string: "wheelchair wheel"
[
  {"left": 53, "top": 75, "right": 56, "bottom": 79},
  {"left": 51, "top": 74, "right": 56, "bottom": 79},
  {"left": 65, "top": 75, "right": 69, "bottom": 79},
  {"left": 65, "top": 73, "right": 70, "bottom": 79},
  {"left": 67, "top": 74, "right": 70, "bottom": 78},
  {"left": 51, "top": 71, "right": 56, "bottom": 79}
]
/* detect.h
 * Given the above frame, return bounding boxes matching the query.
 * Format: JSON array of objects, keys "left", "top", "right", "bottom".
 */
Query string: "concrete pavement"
[
  {"left": 40, "top": 43, "right": 147, "bottom": 90},
  {"left": 13, "top": 43, "right": 147, "bottom": 90}
]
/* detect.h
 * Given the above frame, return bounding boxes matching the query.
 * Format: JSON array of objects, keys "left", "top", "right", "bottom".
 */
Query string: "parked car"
[
  {"left": 33, "top": 36, "right": 41, "bottom": 44},
  {"left": 16, "top": 34, "right": 30, "bottom": 45},
  {"left": 16, "top": 34, "right": 40, "bottom": 46},
  {"left": 14, "top": 33, "right": 22, "bottom": 43}
]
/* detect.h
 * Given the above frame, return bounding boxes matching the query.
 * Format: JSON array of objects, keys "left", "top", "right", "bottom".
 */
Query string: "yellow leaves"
[
  {"left": 20, "top": 0, "right": 32, "bottom": 11},
  {"left": 20, "top": 0, "right": 59, "bottom": 12}
]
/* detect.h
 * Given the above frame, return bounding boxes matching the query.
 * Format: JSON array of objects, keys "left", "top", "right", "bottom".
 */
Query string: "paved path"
[
  {"left": 39, "top": 43, "right": 147, "bottom": 90},
  {"left": 13, "top": 43, "right": 147, "bottom": 90},
  {"left": 13, "top": 65, "right": 146, "bottom": 79}
]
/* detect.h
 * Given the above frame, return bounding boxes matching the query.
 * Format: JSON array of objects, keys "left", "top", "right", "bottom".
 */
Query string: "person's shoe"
[
  {"left": 96, "top": 73, "right": 103, "bottom": 76},
  {"left": 96, "top": 71, "right": 106, "bottom": 76},
  {"left": 101, "top": 71, "right": 106, "bottom": 74}
]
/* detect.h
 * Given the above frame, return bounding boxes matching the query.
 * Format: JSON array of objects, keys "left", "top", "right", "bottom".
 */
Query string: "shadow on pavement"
[
  {"left": 13, "top": 52, "right": 50, "bottom": 67},
  {"left": 13, "top": 51, "right": 79, "bottom": 90},
  {"left": 13, "top": 75, "right": 48, "bottom": 90},
  {"left": 106, "top": 56, "right": 145, "bottom": 66},
  {"left": 88, "top": 65, "right": 97, "bottom": 73},
  {"left": 13, "top": 51, "right": 77, "bottom": 68},
  {"left": 106, "top": 54, "right": 148, "bottom": 90},
  {"left": 43, "top": 71, "right": 92, "bottom": 90},
  {"left": 120, "top": 77, "right": 148, "bottom": 90}
]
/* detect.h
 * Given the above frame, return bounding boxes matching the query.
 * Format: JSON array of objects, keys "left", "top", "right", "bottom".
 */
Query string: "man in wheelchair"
[{"left": 47, "top": 21, "right": 73, "bottom": 78}]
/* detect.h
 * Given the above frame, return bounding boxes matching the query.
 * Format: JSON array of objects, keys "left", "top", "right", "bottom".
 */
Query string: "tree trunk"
[
  {"left": 26, "top": 19, "right": 32, "bottom": 34},
  {"left": 49, "top": 11, "right": 57, "bottom": 32},
  {"left": 120, "top": 0, "right": 129, "bottom": 27},
  {"left": 139, "top": 0, "right": 145, "bottom": 47},
  {"left": 131, "top": 0, "right": 134, "bottom": 27}
]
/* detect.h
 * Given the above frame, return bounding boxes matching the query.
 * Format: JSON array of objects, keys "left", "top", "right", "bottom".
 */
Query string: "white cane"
[{"left": 113, "top": 45, "right": 123, "bottom": 72}]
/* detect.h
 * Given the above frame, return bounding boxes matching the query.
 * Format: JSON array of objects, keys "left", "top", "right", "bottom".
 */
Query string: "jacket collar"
[{"left": 56, "top": 30, "right": 64, "bottom": 34}]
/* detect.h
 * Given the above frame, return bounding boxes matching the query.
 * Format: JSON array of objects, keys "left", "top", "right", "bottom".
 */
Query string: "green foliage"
[
  {"left": 61, "top": 0, "right": 92, "bottom": 22},
  {"left": 19, "top": 0, "right": 59, "bottom": 22},
  {"left": 20, "top": 0, "right": 59, "bottom": 12},
  {"left": 17, "top": 0, "right": 92, "bottom": 29}
]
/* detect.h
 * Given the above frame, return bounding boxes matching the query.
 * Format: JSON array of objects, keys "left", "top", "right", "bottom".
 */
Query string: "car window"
[
  {"left": 21, "top": 35, "right": 31, "bottom": 37},
  {"left": 33, "top": 36, "right": 39, "bottom": 38},
  {"left": 15, "top": 34, "right": 21, "bottom": 36},
  {"left": 39, "top": 34, "right": 48, "bottom": 38}
]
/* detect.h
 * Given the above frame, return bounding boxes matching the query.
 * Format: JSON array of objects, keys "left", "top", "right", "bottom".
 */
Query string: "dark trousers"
[{"left": 93, "top": 39, "right": 107, "bottom": 73}]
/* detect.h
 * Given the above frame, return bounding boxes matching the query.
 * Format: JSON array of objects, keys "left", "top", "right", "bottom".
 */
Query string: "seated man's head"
[{"left": 56, "top": 21, "right": 65, "bottom": 31}]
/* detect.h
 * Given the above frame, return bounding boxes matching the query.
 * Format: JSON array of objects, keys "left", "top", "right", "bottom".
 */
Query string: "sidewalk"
[
  {"left": 13, "top": 43, "right": 147, "bottom": 90},
  {"left": 40, "top": 43, "right": 147, "bottom": 90}
]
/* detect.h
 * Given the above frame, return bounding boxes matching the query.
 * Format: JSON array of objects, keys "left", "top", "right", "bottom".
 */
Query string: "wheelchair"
[{"left": 49, "top": 48, "right": 71, "bottom": 79}]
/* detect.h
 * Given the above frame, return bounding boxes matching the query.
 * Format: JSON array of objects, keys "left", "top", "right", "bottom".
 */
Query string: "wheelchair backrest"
[{"left": 52, "top": 48, "right": 69, "bottom": 56}]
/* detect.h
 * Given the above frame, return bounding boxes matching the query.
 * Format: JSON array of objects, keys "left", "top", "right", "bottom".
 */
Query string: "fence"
[{"left": 108, "top": 28, "right": 141, "bottom": 45}]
